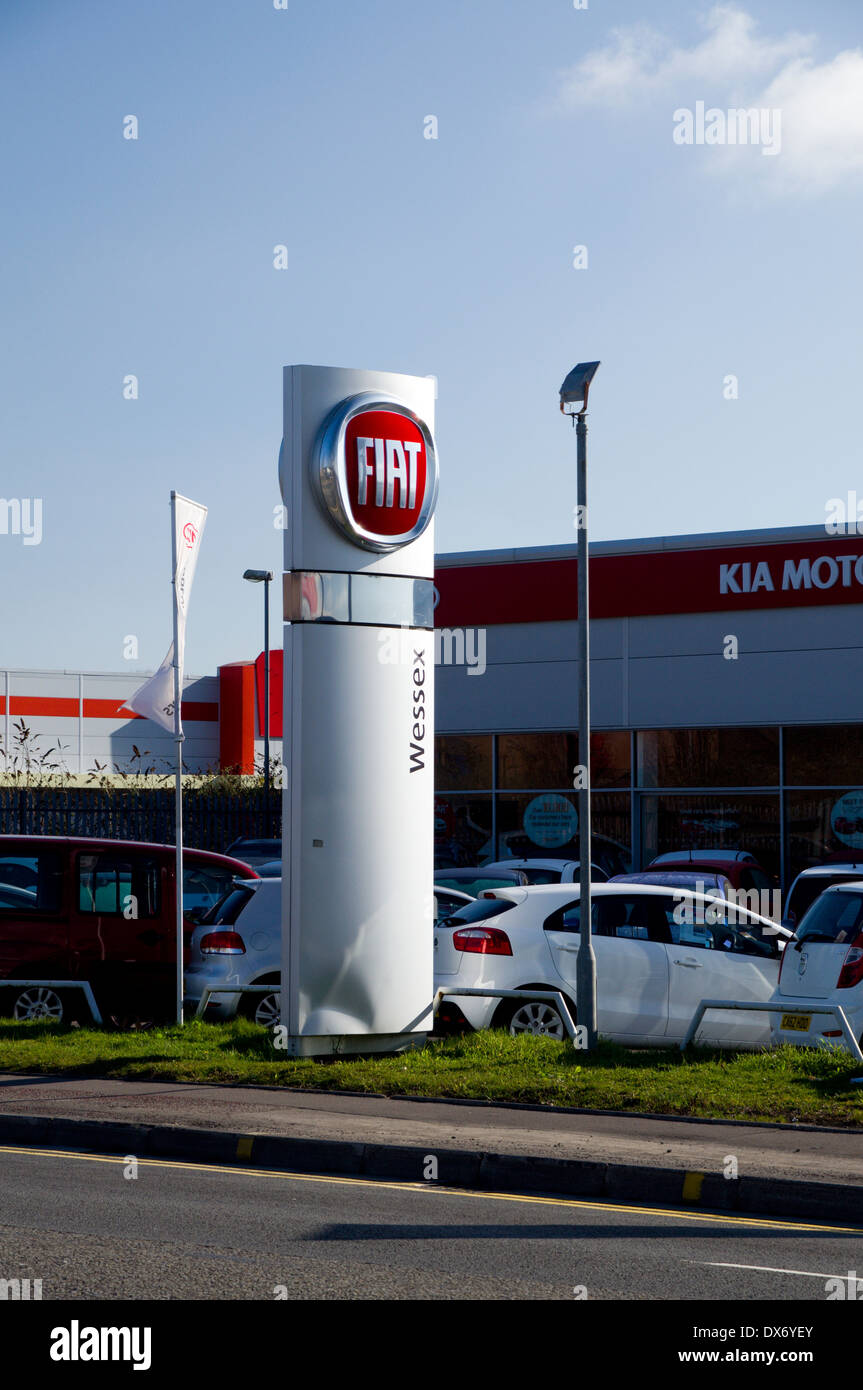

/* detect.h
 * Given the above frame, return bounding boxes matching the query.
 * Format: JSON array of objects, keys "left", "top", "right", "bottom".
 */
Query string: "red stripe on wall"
[{"left": 0, "top": 696, "right": 217, "bottom": 722}]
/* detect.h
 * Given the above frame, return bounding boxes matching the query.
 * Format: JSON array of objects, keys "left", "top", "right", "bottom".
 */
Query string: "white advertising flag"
[
  {"left": 121, "top": 643, "right": 176, "bottom": 732},
  {"left": 121, "top": 494, "right": 207, "bottom": 736},
  {"left": 172, "top": 494, "right": 208, "bottom": 721}
]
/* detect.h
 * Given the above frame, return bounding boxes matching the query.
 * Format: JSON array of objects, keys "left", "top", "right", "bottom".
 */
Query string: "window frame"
[
  {"left": 76, "top": 852, "right": 161, "bottom": 920},
  {"left": 0, "top": 852, "right": 63, "bottom": 916}
]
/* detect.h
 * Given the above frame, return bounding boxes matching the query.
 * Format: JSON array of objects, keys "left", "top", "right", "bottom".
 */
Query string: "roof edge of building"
[{"left": 435, "top": 522, "right": 833, "bottom": 568}]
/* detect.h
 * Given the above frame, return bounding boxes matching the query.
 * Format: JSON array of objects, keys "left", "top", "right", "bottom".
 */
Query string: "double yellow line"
[{"left": 0, "top": 1143, "right": 855, "bottom": 1233}]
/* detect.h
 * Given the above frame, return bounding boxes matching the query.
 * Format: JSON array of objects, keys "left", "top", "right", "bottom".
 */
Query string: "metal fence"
[{"left": 0, "top": 786, "right": 282, "bottom": 856}]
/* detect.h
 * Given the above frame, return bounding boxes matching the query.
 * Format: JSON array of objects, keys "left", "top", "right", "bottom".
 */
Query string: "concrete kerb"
[{"left": 2, "top": 1111, "right": 863, "bottom": 1226}]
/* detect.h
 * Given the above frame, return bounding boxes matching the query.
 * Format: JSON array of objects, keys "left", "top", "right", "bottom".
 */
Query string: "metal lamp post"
[
  {"left": 243, "top": 569, "right": 274, "bottom": 833},
  {"left": 559, "top": 361, "right": 600, "bottom": 1049}
]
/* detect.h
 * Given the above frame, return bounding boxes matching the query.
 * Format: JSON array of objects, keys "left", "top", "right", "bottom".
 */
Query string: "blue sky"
[{"left": 1, "top": 0, "right": 862, "bottom": 677}]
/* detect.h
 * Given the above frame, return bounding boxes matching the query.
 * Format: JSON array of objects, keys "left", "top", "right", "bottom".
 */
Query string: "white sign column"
[{"left": 279, "top": 366, "right": 438, "bottom": 1055}]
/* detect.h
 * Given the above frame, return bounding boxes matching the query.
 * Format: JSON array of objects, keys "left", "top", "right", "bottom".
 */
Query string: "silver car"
[
  {"left": 185, "top": 877, "right": 470, "bottom": 1027},
  {"left": 185, "top": 877, "right": 281, "bottom": 1027}
]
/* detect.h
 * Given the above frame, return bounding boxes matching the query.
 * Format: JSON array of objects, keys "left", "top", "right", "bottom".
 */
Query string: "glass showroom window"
[
  {"left": 494, "top": 792, "right": 631, "bottom": 877},
  {"left": 784, "top": 725, "right": 863, "bottom": 788},
  {"left": 497, "top": 730, "right": 629, "bottom": 790},
  {"left": 639, "top": 794, "right": 781, "bottom": 881},
  {"left": 637, "top": 728, "right": 779, "bottom": 789},
  {"left": 434, "top": 796, "right": 493, "bottom": 869},
  {"left": 785, "top": 789, "right": 863, "bottom": 883},
  {"left": 434, "top": 735, "right": 492, "bottom": 792}
]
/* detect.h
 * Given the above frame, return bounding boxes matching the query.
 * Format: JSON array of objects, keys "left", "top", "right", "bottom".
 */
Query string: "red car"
[
  {"left": 0, "top": 835, "right": 258, "bottom": 1022},
  {"left": 642, "top": 850, "right": 776, "bottom": 893}
]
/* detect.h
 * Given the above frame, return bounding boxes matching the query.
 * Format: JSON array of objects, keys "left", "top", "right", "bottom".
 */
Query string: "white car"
[
  {"left": 435, "top": 882, "right": 789, "bottom": 1048},
  {"left": 782, "top": 864, "right": 863, "bottom": 931},
  {"left": 771, "top": 881, "right": 863, "bottom": 1051}
]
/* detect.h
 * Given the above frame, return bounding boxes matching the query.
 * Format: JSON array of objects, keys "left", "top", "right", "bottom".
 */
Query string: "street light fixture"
[
  {"left": 559, "top": 360, "right": 600, "bottom": 415},
  {"left": 559, "top": 360, "right": 600, "bottom": 1050},
  {"left": 243, "top": 568, "right": 275, "bottom": 834}
]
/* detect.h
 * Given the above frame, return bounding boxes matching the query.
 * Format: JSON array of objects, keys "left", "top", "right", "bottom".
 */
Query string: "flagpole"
[{"left": 170, "top": 491, "right": 184, "bottom": 1026}]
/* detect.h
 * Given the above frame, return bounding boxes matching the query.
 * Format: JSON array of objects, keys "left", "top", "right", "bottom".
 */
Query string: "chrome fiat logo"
[{"left": 313, "top": 391, "right": 438, "bottom": 553}]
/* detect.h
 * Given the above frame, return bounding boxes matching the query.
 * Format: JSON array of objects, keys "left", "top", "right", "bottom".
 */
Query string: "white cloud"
[
  {"left": 757, "top": 50, "right": 863, "bottom": 192},
  {"left": 557, "top": 6, "right": 812, "bottom": 108},
  {"left": 555, "top": 4, "right": 863, "bottom": 195}
]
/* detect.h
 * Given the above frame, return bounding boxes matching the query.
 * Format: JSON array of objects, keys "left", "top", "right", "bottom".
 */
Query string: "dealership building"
[{"left": 4, "top": 522, "right": 863, "bottom": 889}]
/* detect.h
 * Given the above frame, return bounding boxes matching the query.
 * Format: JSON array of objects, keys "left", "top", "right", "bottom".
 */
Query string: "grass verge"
[{"left": 1, "top": 1019, "right": 863, "bottom": 1125}]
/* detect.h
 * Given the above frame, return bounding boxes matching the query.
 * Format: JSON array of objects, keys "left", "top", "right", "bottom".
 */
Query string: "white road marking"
[{"left": 703, "top": 1261, "right": 862, "bottom": 1282}]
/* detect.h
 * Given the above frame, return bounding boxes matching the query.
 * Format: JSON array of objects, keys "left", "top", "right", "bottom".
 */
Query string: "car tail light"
[
  {"left": 199, "top": 931, "right": 246, "bottom": 955},
  {"left": 452, "top": 927, "right": 512, "bottom": 955},
  {"left": 837, "top": 942, "right": 863, "bottom": 989}
]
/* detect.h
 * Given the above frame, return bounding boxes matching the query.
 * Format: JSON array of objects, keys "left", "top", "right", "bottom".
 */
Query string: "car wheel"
[
  {"left": 11, "top": 986, "right": 65, "bottom": 1023},
  {"left": 506, "top": 999, "right": 567, "bottom": 1040},
  {"left": 253, "top": 991, "right": 281, "bottom": 1028}
]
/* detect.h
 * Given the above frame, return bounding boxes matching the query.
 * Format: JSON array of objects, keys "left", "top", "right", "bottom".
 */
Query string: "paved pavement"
[
  {"left": 1, "top": 1071, "right": 862, "bottom": 1188},
  {"left": 1, "top": 1143, "right": 862, "bottom": 1301}
]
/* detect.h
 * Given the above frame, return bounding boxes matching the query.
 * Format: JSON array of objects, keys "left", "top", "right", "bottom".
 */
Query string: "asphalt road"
[{"left": 1, "top": 1144, "right": 863, "bottom": 1301}]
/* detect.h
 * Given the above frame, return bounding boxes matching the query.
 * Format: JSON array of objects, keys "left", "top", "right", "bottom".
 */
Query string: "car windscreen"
[
  {"left": 439, "top": 897, "right": 515, "bottom": 926},
  {"left": 435, "top": 876, "right": 520, "bottom": 895},
  {"left": 226, "top": 840, "right": 281, "bottom": 864},
  {"left": 795, "top": 890, "right": 863, "bottom": 945},
  {"left": 787, "top": 875, "right": 863, "bottom": 925}
]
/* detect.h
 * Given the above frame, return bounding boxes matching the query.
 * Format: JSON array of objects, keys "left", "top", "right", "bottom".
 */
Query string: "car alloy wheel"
[
  {"left": 13, "top": 987, "right": 64, "bottom": 1022},
  {"left": 508, "top": 1000, "right": 566, "bottom": 1040},
  {"left": 253, "top": 992, "right": 281, "bottom": 1029}
]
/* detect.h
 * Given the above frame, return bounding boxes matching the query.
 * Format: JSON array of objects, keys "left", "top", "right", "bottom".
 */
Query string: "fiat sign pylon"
[{"left": 280, "top": 366, "right": 437, "bottom": 1055}]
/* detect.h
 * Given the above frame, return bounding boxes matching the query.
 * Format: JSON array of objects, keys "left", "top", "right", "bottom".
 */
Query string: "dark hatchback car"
[
  {"left": 0, "top": 836, "right": 258, "bottom": 1022},
  {"left": 433, "top": 867, "right": 529, "bottom": 896},
  {"left": 224, "top": 838, "right": 282, "bottom": 867}
]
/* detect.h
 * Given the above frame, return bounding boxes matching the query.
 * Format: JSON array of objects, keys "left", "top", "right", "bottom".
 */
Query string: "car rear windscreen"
[
  {"left": 443, "top": 897, "right": 516, "bottom": 925},
  {"left": 795, "top": 890, "right": 863, "bottom": 945},
  {"left": 207, "top": 886, "right": 257, "bottom": 925}
]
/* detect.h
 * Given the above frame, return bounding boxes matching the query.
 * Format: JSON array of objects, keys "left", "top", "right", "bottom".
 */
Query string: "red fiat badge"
[{"left": 314, "top": 392, "right": 438, "bottom": 552}]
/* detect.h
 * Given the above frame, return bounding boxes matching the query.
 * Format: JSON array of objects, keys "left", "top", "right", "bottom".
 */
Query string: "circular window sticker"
[
  {"left": 831, "top": 791, "right": 863, "bottom": 848},
  {"left": 523, "top": 794, "right": 579, "bottom": 850}
]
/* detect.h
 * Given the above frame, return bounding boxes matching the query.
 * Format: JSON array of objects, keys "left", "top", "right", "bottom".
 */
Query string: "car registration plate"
[{"left": 780, "top": 1012, "right": 812, "bottom": 1032}]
